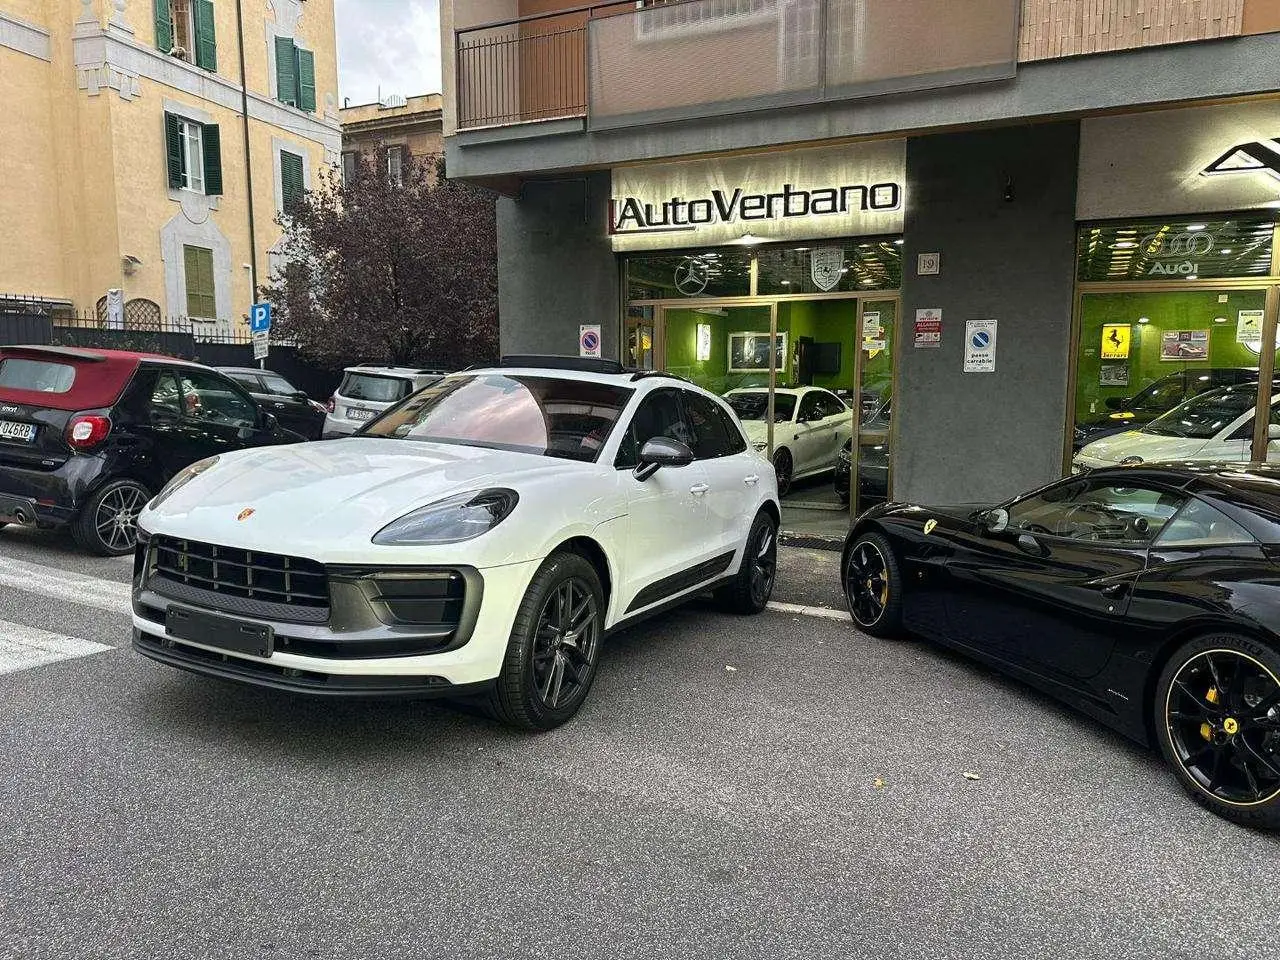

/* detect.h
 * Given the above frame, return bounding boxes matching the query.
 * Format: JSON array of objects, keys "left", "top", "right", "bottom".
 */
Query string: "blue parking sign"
[{"left": 250, "top": 302, "right": 272, "bottom": 333}]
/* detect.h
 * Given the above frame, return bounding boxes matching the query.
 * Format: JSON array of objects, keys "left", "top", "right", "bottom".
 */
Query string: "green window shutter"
[
  {"left": 297, "top": 48, "right": 316, "bottom": 112},
  {"left": 275, "top": 36, "right": 298, "bottom": 106},
  {"left": 154, "top": 0, "right": 172, "bottom": 53},
  {"left": 183, "top": 246, "right": 216, "bottom": 319},
  {"left": 281, "top": 151, "right": 304, "bottom": 211},
  {"left": 193, "top": 0, "right": 217, "bottom": 72},
  {"left": 201, "top": 123, "right": 223, "bottom": 196},
  {"left": 164, "top": 112, "right": 184, "bottom": 189}
]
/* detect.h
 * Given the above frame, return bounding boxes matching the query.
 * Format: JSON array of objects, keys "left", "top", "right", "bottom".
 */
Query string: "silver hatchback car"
[{"left": 322, "top": 366, "right": 447, "bottom": 438}]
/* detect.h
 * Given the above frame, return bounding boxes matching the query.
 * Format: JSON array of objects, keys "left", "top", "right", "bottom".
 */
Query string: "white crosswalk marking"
[
  {"left": 0, "top": 556, "right": 132, "bottom": 616},
  {"left": 0, "top": 620, "right": 113, "bottom": 675}
]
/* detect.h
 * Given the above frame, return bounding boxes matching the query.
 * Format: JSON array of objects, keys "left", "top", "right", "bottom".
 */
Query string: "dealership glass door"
[{"left": 849, "top": 298, "right": 898, "bottom": 517}]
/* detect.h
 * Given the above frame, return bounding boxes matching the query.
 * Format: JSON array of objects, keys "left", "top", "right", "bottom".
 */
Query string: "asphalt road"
[{"left": 1, "top": 524, "right": 1278, "bottom": 960}]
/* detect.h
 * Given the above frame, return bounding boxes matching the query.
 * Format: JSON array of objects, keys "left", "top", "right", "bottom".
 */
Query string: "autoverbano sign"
[{"left": 609, "top": 140, "right": 906, "bottom": 252}]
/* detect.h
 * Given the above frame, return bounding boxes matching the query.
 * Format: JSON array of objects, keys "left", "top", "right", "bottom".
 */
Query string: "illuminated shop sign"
[
  {"left": 1202, "top": 138, "right": 1280, "bottom": 183},
  {"left": 611, "top": 140, "right": 906, "bottom": 252},
  {"left": 610, "top": 182, "right": 901, "bottom": 237}
]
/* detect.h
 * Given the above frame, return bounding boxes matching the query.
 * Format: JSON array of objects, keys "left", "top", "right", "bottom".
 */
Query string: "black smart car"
[
  {"left": 218, "top": 366, "right": 327, "bottom": 440},
  {"left": 0, "top": 346, "right": 301, "bottom": 555},
  {"left": 842, "top": 463, "right": 1280, "bottom": 829}
]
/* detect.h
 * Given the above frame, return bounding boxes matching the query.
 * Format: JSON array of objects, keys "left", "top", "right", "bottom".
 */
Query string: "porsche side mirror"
[
  {"left": 980, "top": 508, "right": 1009, "bottom": 535},
  {"left": 634, "top": 437, "right": 694, "bottom": 482}
]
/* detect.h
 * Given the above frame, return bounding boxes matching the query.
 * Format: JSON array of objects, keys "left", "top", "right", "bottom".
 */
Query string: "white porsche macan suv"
[{"left": 131, "top": 358, "right": 781, "bottom": 730}]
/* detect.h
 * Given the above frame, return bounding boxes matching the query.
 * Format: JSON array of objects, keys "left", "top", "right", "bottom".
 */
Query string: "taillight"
[
  {"left": 325, "top": 396, "right": 335, "bottom": 413},
  {"left": 66, "top": 414, "right": 111, "bottom": 449}
]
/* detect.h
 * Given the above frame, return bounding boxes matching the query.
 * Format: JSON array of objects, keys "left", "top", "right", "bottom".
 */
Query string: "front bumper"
[{"left": 131, "top": 555, "right": 542, "bottom": 694}]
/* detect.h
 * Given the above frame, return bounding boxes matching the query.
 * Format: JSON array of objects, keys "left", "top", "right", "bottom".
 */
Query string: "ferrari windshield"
[
  {"left": 1142, "top": 386, "right": 1258, "bottom": 439},
  {"left": 726, "top": 392, "right": 797, "bottom": 422},
  {"left": 361, "top": 374, "right": 633, "bottom": 462}
]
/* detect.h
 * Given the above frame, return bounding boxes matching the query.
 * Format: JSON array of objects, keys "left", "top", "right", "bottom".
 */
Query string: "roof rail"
[{"left": 498, "top": 355, "right": 630, "bottom": 375}]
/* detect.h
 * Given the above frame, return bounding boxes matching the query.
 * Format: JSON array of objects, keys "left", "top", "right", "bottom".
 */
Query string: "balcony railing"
[{"left": 455, "top": 0, "right": 1020, "bottom": 131}]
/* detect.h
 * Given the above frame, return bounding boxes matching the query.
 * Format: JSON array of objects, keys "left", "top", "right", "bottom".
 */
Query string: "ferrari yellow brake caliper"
[{"left": 1200, "top": 687, "right": 1221, "bottom": 741}]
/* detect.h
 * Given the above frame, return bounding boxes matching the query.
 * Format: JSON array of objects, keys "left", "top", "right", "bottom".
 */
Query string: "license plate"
[
  {"left": 0, "top": 420, "right": 35, "bottom": 443},
  {"left": 347, "top": 407, "right": 375, "bottom": 422},
  {"left": 167, "top": 606, "right": 273, "bottom": 658}
]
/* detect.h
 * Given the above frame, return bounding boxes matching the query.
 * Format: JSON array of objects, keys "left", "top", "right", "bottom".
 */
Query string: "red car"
[{"left": 0, "top": 345, "right": 301, "bottom": 555}]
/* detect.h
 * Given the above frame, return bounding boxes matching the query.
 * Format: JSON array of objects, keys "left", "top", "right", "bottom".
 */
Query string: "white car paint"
[
  {"left": 726, "top": 386, "right": 853, "bottom": 481},
  {"left": 133, "top": 367, "right": 779, "bottom": 692},
  {"left": 1074, "top": 390, "right": 1280, "bottom": 471}
]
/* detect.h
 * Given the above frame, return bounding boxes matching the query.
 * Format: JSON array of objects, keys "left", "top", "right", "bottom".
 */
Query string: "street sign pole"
[{"left": 249, "top": 302, "right": 272, "bottom": 368}]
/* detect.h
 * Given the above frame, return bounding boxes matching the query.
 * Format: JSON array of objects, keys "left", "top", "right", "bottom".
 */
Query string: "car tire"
[
  {"left": 773, "top": 448, "right": 793, "bottom": 497},
  {"left": 1153, "top": 633, "right": 1280, "bottom": 829},
  {"left": 71, "top": 479, "right": 150, "bottom": 557},
  {"left": 486, "top": 551, "right": 606, "bottom": 732},
  {"left": 714, "top": 511, "right": 778, "bottom": 615},
  {"left": 843, "top": 530, "right": 904, "bottom": 638}
]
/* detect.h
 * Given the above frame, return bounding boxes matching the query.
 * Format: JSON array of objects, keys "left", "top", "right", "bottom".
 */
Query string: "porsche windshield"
[
  {"left": 1142, "top": 387, "right": 1257, "bottom": 439},
  {"left": 727, "top": 392, "right": 796, "bottom": 422},
  {"left": 361, "top": 374, "right": 633, "bottom": 462}
]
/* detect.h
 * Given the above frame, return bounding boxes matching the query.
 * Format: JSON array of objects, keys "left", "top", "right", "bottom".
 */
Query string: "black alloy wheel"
[
  {"left": 530, "top": 577, "right": 601, "bottom": 711},
  {"left": 843, "top": 532, "right": 904, "bottom": 638},
  {"left": 715, "top": 511, "right": 778, "bottom": 614},
  {"left": 773, "top": 449, "right": 793, "bottom": 497},
  {"left": 1158, "top": 640, "right": 1280, "bottom": 825},
  {"left": 73, "top": 479, "right": 150, "bottom": 556},
  {"left": 487, "top": 551, "right": 606, "bottom": 731}
]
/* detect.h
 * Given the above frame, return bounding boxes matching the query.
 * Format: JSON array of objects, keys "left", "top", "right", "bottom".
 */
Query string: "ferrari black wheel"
[
  {"left": 843, "top": 531, "right": 903, "bottom": 638},
  {"left": 1155, "top": 634, "right": 1280, "bottom": 828}
]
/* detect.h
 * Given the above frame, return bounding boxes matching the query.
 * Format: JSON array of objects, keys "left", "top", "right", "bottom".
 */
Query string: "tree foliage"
[{"left": 264, "top": 150, "right": 499, "bottom": 369}]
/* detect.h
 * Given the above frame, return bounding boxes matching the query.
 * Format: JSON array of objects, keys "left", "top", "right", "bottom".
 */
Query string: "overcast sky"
[{"left": 335, "top": 0, "right": 443, "bottom": 107}]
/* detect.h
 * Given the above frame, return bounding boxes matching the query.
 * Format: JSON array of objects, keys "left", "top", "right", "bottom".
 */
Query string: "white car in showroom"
[
  {"left": 132, "top": 359, "right": 780, "bottom": 730},
  {"left": 1074, "top": 382, "right": 1280, "bottom": 472},
  {"left": 724, "top": 386, "right": 852, "bottom": 495}
]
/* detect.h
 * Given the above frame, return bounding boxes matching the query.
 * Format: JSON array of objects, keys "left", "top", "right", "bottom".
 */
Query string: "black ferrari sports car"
[{"left": 842, "top": 463, "right": 1280, "bottom": 829}]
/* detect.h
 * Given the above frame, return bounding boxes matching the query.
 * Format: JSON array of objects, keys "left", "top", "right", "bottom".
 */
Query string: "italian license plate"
[
  {"left": 0, "top": 420, "right": 35, "bottom": 443},
  {"left": 347, "top": 407, "right": 375, "bottom": 422},
  {"left": 167, "top": 606, "right": 273, "bottom": 658}
]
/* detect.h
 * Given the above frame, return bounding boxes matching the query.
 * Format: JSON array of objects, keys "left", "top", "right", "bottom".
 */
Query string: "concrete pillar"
[{"left": 895, "top": 122, "right": 1080, "bottom": 504}]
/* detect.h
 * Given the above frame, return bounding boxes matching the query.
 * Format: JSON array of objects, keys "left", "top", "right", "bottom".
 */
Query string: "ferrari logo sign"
[
  {"left": 810, "top": 247, "right": 844, "bottom": 292},
  {"left": 1101, "top": 324, "right": 1131, "bottom": 360}
]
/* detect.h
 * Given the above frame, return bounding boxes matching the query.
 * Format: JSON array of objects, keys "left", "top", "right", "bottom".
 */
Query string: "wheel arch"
[
  {"left": 553, "top": 535, "right": 614, "bottom": 609},
  {"left": 759, "top": 499, "right": 780, "bottom": 528},
  {"left": 1140, "top": 618, "right": 1280, "bottom": 747}
]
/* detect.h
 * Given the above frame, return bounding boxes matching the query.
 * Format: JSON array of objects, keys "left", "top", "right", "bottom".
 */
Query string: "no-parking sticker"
[
  {"left": 964, "top": 319, "right": 997, "bottom": 373},
  {"left": 580, "top": 325, "right": 602, "bottom": 358}
]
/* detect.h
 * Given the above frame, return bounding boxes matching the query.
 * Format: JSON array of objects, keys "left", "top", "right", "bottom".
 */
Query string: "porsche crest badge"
[{"left": 237, "top": 508, "right": 256, "bottom": 522}]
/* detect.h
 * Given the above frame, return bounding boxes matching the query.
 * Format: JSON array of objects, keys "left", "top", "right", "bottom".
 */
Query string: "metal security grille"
[{"left": 150, "top": 536, "right": 329, "bottom": 613}]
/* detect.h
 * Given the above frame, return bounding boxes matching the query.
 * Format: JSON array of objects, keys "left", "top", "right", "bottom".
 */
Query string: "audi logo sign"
[{"left": 1139, "top": 232, "right": 1216, "bottom": 258}]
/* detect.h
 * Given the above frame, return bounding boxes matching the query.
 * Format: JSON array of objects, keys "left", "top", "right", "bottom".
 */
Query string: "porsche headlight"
[
  {"left": 148, "top": 456, "right": 220, "bottom": 510},
  {"left": 373, "top": 489, "right": 519, "bottom": 546}
]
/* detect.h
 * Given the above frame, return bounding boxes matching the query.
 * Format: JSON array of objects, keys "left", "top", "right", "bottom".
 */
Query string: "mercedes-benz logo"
[{"left": 674, "top": 257, "right": 710, "bottom": 297}]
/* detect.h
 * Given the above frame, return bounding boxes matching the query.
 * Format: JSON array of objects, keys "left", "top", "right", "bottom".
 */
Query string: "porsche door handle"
[
  {"left": 743, "top": 475, "right": 759, "bottom": 486},
  {"left": 690, "top": 483, "right": 709, "bottom": 496}
]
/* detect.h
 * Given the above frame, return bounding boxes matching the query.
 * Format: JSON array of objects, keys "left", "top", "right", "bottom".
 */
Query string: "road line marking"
[
  {"left": 0, "top": 620, "right": 114, "bottom": 676},
  {"left": 766, "top": 600, "right": 850, "bottom": 621},
  {"left": 0, "top": 557, "right": 132, "bottom": 616}
]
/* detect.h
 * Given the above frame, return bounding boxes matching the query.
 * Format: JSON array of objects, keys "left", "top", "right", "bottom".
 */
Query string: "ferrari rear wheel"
[
  {"left": 1155, "top": 634, "right": 1280, "bottom": 828},
  {"left": 843, "top": 531, "right": 904, "bottom": 638}
]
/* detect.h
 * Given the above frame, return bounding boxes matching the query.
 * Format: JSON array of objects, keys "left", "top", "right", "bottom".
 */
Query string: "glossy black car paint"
[
  {"left": 0, "top": 360, "right": 300, "bottom": 530},
  {"left": 218, "top": 367, "right": 325, "bottom": 440},
  {"left": 844, "top": 464, "right": 1280, "bottom": 746}
]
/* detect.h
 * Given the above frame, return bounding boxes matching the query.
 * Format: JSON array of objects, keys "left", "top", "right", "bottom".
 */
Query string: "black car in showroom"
[
  {"left": 218, "top": 366, "right": 327, "bottom": 440},
  {"left": 842, "top": 463, "right": 1280, "bottom": 828},
  {"left": 1074, "top": 367, "right": 1259, "bottom": 450},
  {"left": 835, "top": 396, "right": 890, "bottom": 506},
  {"left": 0, "top": 346, "right": 301, "bottom": 555}
]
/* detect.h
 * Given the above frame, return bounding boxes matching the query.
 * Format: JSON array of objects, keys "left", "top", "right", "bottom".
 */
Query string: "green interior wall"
[
  {"left": 664, "top": 299, "right": 893, "bottom": 399},
  {"left": 1076, "top": 290, "right": 1269, "bottom": 422}
]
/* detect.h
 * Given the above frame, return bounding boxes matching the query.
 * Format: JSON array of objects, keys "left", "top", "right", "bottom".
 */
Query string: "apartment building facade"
[
  {"left": 0, "top": 0, "right": 340, "bottom": 332},
  {"left": 442, "top": 0, "right": 1280, "bottom": 528},
  {"left": 340, "top": 93, "right": 444, "bottom": 186}
]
